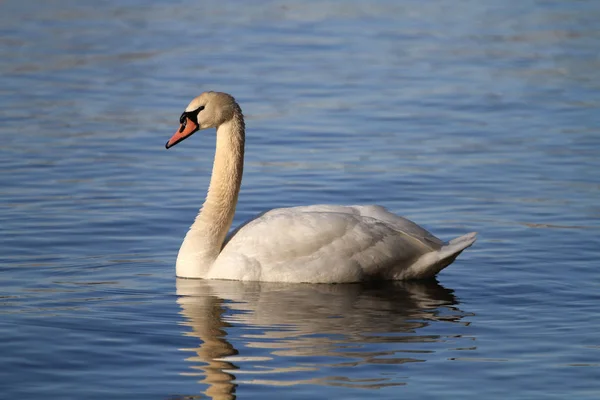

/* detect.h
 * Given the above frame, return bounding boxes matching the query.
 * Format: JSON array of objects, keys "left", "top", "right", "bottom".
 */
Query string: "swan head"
[{"left": 165, "top": 91, "right": 238, "bottom": 149}]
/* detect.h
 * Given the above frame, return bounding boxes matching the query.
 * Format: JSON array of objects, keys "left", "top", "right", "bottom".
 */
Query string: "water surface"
[{"left": 1, "top": 0, "right": 599, "bottom": 398}]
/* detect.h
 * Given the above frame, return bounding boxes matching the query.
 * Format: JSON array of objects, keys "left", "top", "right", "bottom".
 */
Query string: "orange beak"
[{"left": 165, "top": 118, "right": 199, "bottom": 149}]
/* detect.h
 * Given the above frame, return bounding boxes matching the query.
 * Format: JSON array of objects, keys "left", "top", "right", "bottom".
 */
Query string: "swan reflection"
[{"left": 176, "top": 279, "right": 470, "bottom": 398}]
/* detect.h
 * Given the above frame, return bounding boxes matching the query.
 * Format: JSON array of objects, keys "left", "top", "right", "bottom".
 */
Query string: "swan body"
[{"left": 166, "top": 91, "right": 476, "bottom": 283}]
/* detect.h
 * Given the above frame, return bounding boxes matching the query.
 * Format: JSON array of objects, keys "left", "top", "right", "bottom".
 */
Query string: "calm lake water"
[{"left": 1, "top": 0, "right": 599, "bottom": 398}]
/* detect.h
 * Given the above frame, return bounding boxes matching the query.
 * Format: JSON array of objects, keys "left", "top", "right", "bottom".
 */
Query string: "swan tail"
[{"left": 402, "top": 232, "right": 477, "bottom": 280}]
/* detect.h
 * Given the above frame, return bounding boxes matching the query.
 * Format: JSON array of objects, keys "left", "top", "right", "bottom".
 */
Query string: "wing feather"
[{"left": 211, "top": 205, "right": 443, "bottom": 282}]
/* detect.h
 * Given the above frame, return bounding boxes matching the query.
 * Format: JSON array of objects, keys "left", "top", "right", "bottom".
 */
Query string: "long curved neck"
[
  {"left": 198, "top": 112, "right": 245, "bottom": 242},
  {"left": 176, "top": 108, "right": 245, "bottom": 278}
]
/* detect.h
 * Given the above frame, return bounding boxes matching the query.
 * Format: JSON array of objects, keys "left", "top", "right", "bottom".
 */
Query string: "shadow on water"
[{"left": 175, "top": 279, "right": 469, "bottom": 399}]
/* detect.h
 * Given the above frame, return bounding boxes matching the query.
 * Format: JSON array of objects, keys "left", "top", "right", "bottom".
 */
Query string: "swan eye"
[
  {"left": 180, "top": 105, "right": 205, "bottom": 126},
  {"left": 178, "top": 105, "right": 205, "bottom": 132}
]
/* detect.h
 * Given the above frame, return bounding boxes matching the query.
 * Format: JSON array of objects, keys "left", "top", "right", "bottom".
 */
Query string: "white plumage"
[{"left": 166, "top": 92, "right": 476, "bottom": 283}]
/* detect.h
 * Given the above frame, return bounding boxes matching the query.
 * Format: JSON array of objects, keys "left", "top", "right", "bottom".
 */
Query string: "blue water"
[{"left": 1, "top": 0, "right": 600, "bottom": 398}]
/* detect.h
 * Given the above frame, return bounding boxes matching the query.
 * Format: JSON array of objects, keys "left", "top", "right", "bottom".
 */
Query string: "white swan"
[{"left": 166, "top": 91, "right": 476, "bottom": 283}]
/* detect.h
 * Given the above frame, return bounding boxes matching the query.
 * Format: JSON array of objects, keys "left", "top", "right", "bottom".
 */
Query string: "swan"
[{"left": 165, "top": 91, "right": 476, "bottom": 283}]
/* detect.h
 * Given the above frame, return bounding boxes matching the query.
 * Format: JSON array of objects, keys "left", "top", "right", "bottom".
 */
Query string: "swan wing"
[{"left": 209, "top": 205, "right": 444, "bottom": 283}]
